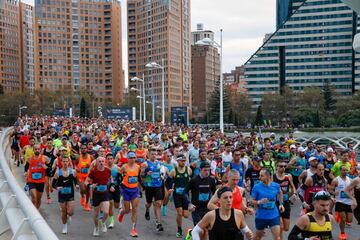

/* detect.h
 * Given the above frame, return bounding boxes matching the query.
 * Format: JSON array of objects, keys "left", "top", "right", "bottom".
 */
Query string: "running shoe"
[
  {"left": 145, "top": 209, "right": 150, "bottom": 221},
  {"left": 339, "top": 233, "right": 347, "bottom": 240},
  {"left": 176, "top": 229, "right": 183, "bottom": 238},
  {"left": 130, "top": 228, "right": 138, "bottom": 238},
  {"left": 80, "top": 196, "right": 86, "bottom": 206},
  {"left": 161, "top": 205, "right": 167, "bottom": 216},
  {"left": 101, "top": 221, "right": 107, "bottom": 233},
  {"left": 156, "top": 223, "right": 164, "bottom": 232},
  {"left": 84, "top": 203, "right": 91, "bottom": 212},
  {"left": 118, "top": 209, "right": 124, "bottom": 223},
  {"left": 335, "top": 212, "right": 341, "bottom": 223},
  {"left": 108, "top": 216, "right": 115, "bottom": 229},
  {"left": 62, "top": 223, "right": 68, "bottom": 234},
  {"left": 184, "top": 228, "right": 192, "bottom": 240},
  {"left": 93, "top": 227, "right": 100, "bottom": 236}
]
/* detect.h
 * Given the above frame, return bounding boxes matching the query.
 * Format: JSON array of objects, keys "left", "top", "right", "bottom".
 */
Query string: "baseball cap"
[
  {"left": 309, "top": 157, "right": 318, "bottom": 162},
  {"left": 290, "top": 144, "right": 296, "bottom": 149},
  {"left": 313, "top": 191, "right": 331, "bottom": 201},
  {"left": 176, "top": 154, "right": 186, "bottom": 161},
  {"left": 297, "top": 147, "right": 306, "bottom": 152},
  {"left": 59, "top": 146, "right": 67, "bottom": 151},
  {"left": 326, "top": 147, "right": 334, "bottom": 153},
  {"left": 127, "top": 152, "right": 136, "bottom": 158}
]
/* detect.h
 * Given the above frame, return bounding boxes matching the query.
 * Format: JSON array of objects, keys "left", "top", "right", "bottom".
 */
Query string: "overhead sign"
[
  {"left": 171, "top": 106, "right": 188, "bottom": 126},
  {"left": 104, "top": 107, "right": 133, "bottom": 120},
  {"left": 53, "top": 108, "right": 70, "bottom": 117}
]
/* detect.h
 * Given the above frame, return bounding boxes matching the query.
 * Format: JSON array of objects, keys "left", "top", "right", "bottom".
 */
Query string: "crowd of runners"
[{"left": 8, "top": 116, "right": 360, "bottom": 240}]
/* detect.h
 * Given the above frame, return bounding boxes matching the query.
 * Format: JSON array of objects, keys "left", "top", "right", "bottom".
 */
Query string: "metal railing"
[{"left": 0, "top": 127, "right": 58, "bottom": 240}]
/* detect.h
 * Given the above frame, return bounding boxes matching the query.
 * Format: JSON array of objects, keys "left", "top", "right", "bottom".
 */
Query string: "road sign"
[
  {"left": 171, "top": 106, "right": 188, "bottom": 126},
  {"left": 53, "top": 108, "right": 70, "bottom": 117},
  {"left": 104, "top": 107, "right": 133, "bottom": 120}
]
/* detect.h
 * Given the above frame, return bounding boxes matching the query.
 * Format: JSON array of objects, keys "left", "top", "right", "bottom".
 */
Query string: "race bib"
[
  {"left": 96, "top": 185, "right": 107, "bottom": 192},
  {"left": 128, "top": 176, "right": 138, "bottom": 184},
  {"left": 199, "top": 193, "right": 210, "bottom": 202},
  {"left": 340, "top": 191, "right": 349, "bottom": 199},
  {"left": 61, "top": 187, "right": 72, "bottom": 194},
  {"left": 151, "top": 172, "right": 160, "bottom": 179},
  {"left": 262, "top": 201, "right": 275, "bottom": 209},
  {"left": 176, "top": 187, "right": 184, "bottom": 195},
  {"left": 283, "top": 193, "right": 289, "bottom": 201},
  {"left": 223, "top": 161, "right": 231, "bottom": 168},
  {"left": 31, "top": 172, "right": 42, "bottom": 180},
  {"left": 81, "top": 168, "right": 89, "bottom": 174},
  {"left": 138, "top": 158, "right": 144, "bottom": 163}
]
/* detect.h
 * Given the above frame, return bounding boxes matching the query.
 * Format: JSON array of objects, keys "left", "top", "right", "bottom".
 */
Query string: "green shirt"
[
  {"left": 331, "top": 161, "right": 351, "bottom": 177},
  {"left": 53, "top": 138, "right": 62, "bottom": 148}
]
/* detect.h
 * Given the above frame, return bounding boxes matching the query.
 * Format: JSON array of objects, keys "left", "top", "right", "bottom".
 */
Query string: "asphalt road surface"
[{"left": 7, "top": 161, "right": 360, "bottom": 240}]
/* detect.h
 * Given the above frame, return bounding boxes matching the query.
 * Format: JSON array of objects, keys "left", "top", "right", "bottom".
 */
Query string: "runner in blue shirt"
[{"left": 250, "top": 168, "right": 285, "bottom": 240}]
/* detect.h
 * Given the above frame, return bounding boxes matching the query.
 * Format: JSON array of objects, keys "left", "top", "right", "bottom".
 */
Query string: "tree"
[
  {"left": 80, "top": 97, "right": 87, "bottom": 118},
  {"left": 254, "top": 105, "right": 263, "bottom": 126},
  {"left": 323, "top": 80, "right": 337, "bottom": 112},
  {"left": 207, "top": 81, "right": 231, "bottom": 124},
  {"left": 0, "top": 84, "right": 3, "bottom": 95}
]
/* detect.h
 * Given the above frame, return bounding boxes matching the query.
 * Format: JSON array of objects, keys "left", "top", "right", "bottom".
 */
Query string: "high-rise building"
[
  {"left": 127, "top": 0, "right": 191, "bottom": 112},
  {"left": 191, "top": 43, "right": 220, "bottom": 120},
  {"left": 191, "top": 23, "right": 214, "bottom": 45},
  {"left": 0, "top": 0, "right": 22, "bottom": 93},
  {"left": 34, "top": 0, "right": 124, "bottom": 104},
  {"left": 245, "top": 0, "right": 359, "bottom": 107},
  {"left": 276, "top": 0, "right": 305, "bottom": 29},
  {"left": 20, "top": 2, "right": 35, "bottom": 93}
]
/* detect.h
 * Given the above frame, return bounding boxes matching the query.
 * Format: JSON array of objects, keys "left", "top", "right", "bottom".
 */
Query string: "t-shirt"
[
  {"left": 251, "top": 182, "right": 281, "bottom": 220},
  {"left": 185, "top": 175, "right": 216, "bottom": 211},
  {"left": 88, "top": 167, "right": 111, "bottom": 194},
  {"left": 331, "top": 161, "right": 352, "bottom": 177}
]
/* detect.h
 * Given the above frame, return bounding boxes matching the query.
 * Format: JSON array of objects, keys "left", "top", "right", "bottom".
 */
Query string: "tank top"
[
  {"left": 109, "top": 164, "right": 120, "bottom": 186},
  {"left": 209, "top": 209, "right": 242, "bottom": 240},
  {"left": 122, "top": 164, "right": 140, "bottom": 189},
  {"left": 58, "top": 168, "right": 75, "bottom": 198},
  {"left": 144, "top": 160, "right": 162, "bottom": 187},
  {"left": 273, "top": 174, "right": 291, "bottom": 202},
  {"left": 335, "top": 176, "right": 352, "bottom": 205},
  {"left": 162, "top": 162, "right": 174, "bottom": 180},
  {"left": 231, "top": 186, "right": 243, "bottom": 210},
  {"left": 290, "top": 157, "right": 306, "bottom": 177},
  {"left": 24, "top": 146, "right": 34, "bottom": 163},
  {"left": 135, "top": 148, "right": 146, "bottom": 165},
  {"left": 27, "top": 155, "right": 46, "bottom": 183},
  {"left": 118, "top": 152, "right": 128, "bottom": 166},
  {"left": 230, "top": 162, "right": 245, "bottom": 187},
  {"left": 302, "top": 213, "right": 333, "bottom": 240},
  {"left": 314, "top": 152, "right": 325, "bottom": 164},
  {"left": 305, "top": 174, "right": 326, "bottom": 205},
  {"left": 77, "top": 154, "right": 92, "bottom": 178},
  {"left": 43, "top": 147, "right": 56, "bottom": 168},
  {"left": 173, "top": 166, "right": 190, "bottom": 195}
]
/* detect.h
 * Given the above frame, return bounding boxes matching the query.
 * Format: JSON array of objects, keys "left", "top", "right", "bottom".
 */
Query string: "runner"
[
  {"left": 330, "top": 149, "right": 352, "bottom": 179},
  {"left": 330, "top": 165, "right": 353, "bottom": 240},
  {"left": 43, "top": 137, "right": 57, "bottom": 204},
  {"left": 106, "top": 152, "right": 121, "bottom": 229},
  {"left": 288, "top": 191, "right": 334, "bottom": 240},
  {"left": 344, "top": 175, "right": 360, "bottom": 225},
  {"left": 273, "top": 160, "right": 297, "bottom": 239},
  {"left": 26, "top": 144, "right": 50, "bottom": 209},
  {"left": 52, "top": 157, "right": 78, "bottom": 234},
  {"left": 76, "top": 144, "right": 93, "bottom": 211},
  {"left": 191, "top": 186, "right": 254, "bottom": 240},
  {"left": 23, "top": 136, "right": 35, "bottom": 173},
  {"left": 168, "top": 154, "right": 192, "bottom": 238},
  {"left": 245, "top": 156, "right": 262, "bottom": 193},
  {"left": 118, "top": 151, "right": 140, "bottom": 237},
  {"left": 140, "top": 148, "right": 164, "bottom": 231},
  {"left": 161, "top": 150, "right": 174, "bottom": 216},
  {"left": 226, "top": 148, "right": 246, "bottom": 187},
  {"left": 288, "top": 147, "right": 307, "bottom": 189},
  {"left": 250, "top": 168, "right": 284, "bottom": 240},
  {"left": 85, "top": 157, "right": 115, "bottom": 236},
  {"left": 184, "top": 162, "right": 216, "bottom": 226}
]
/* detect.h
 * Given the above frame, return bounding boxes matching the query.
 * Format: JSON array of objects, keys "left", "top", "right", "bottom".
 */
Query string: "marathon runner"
[
  {"left": 26, "top": 144, "right": 50, "bottom": 209},
  {"left": 118, "top": 151, "right": 140, "bottom": 237},
  {"left": 76, "top": 144, "right": 93, "bottom": 211},
  {"left": 191, "top": 186, "right": 254, "bottom": 240},
  {"left": 288, "top": 191, "right": 334, "bottom": 240},
  {"left": 161, "top": 149, "right": 174, "bottom": 216},
  {"left": 43, "top": 137, "right": 57, "bottom": 204},
  {"left": 106, "top": 152, "right": 121, "bottom": 229},
  {"left": 226, "top": 148, "right": 246, "bottom": 187},
  {"left": 344, "top": 174, "right": 360, "bottom": 225},
  {"left": 52, "top": 156, "right": 78, "bottom": 234},
  {"left": 23, "top": 136, "right": 35, "bottom": 173}
]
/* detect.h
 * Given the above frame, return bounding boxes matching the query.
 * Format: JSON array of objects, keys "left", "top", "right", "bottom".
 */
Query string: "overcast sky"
[{"left": 23, "top": 0, "right": 275, "bottom": 75}]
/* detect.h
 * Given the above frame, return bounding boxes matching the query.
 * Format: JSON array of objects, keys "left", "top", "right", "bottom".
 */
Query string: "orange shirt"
[
  {"left": 122, "top": 164, "right": 140, "bottom": 189},
  {"left": 77, "top": 154, "right": 92, "bottom": 178},
  {"left": 27, "top": 155, "right": 46, "bottom": 183}
]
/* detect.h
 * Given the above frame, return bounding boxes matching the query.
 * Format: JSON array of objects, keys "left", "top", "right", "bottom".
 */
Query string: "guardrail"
[{"left": 0, "top": 127, "right": 59, "bottom": 240}]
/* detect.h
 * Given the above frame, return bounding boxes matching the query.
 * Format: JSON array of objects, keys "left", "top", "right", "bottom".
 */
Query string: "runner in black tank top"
[{"left": 209, "top": 208, "right": 243, "bottom": 240}]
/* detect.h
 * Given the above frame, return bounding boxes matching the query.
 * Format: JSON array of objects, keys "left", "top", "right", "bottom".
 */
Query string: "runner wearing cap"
[
  {"left": 118, "top": 151, "right": 140, "bottom": 237},
  {"left": 298, "top": 156, "right": 319, "bottom": 185},
  {"left": 184, "top": 161, "right": 216, "bottom": 226},
  {"left": 140, "top": 148, "right": 164, "bottom": 231},
  {"left": 324, "top": 147, "right": 337, "bottom": 184},
  {"left": 288, "top": 191, "right": 334, "bottom": 240},
  {"left": 168, "top": 154, "right": 192, "bottom": 238},
  {"left": 191, "top": 186, "right": 254, "bottom": 240}
]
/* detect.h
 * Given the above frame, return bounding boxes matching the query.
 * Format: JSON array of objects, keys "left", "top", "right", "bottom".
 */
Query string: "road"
[{"left": 7, "top": 161, "right": 360, "bottom": 240}]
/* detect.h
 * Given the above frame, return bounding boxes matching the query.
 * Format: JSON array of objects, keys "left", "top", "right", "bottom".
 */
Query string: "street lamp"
[
  {"left": 136, "top": 95, "right": 143, "bottom": 121},
  {"left": 146, "top": 59, "right": 165, "bottom": 125},
  {"left": 19, "top": 105, "right": 27, "bottom": 117},
  {"left": 195, "top": 30, "right": 224, "bottom": 132},
  {"left": 131, "top": 75, "right": 146, "bottom": 121},
  {"left": 146, "top": 100, "right": 155, "bottom": 123},
  {"left": 131, "top": 87, "right": 142, "bottom": 121}
]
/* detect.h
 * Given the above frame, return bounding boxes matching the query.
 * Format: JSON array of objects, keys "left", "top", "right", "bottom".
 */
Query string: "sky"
[{"left": 23, "top": 0, "right": 275, "bottom": 75}]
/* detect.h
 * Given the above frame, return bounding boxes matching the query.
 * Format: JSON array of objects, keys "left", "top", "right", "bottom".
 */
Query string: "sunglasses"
[{"left": 278, "top": 165, "right": 286, "bottom": 168}]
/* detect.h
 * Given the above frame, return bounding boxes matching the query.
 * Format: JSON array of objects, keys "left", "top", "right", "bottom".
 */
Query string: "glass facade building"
[{"left": 245, "top": 0, "right": 359, "bottom": 106}]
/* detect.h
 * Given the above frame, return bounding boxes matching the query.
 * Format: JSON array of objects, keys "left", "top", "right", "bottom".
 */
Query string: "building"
[
  {"left": 245, "top": 0, "right": 360, "bottom": 107},
  {"left": 223, "top": 66, "right": 245, "bottom": 85},
  {"left": 127, "top": 0, "right": 191, "bottom": 113},
  {"left": 191, "top": 23, "right": 214, "bottom": 45},
  {"left": 20, "top": 2, "right": 35, "bottom": 93},
  {"left": 0, "top": 0, "right": 22, "bottom": 93},
  {"left": 276, "top": 0, "right": 306, "bottom": 29},
  {"left": 34, "top": 0, "right": 124, "bottom": 104},
  {"left": 191, "top": 43, "right": 220, "bottom": 120}
]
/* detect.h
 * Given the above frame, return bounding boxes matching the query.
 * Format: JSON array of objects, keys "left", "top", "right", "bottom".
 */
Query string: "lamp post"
[
  {"left": 195, "top": 29, "right": 223, "bottom": 132},
  {"left": 131, "top": 87, "right": 142, "bottom": 120},
  {"left": 19, "top": 105, "right": 27, "bottom": 117},
  {"left": 131, "top": 74, "right": 146, "bottom": 121},
  {"left": 146, "top": 100, "right": 155, "bottom": 123},
  {"left": 146, "top": 59, "right": 165, "bottom": 125},
  {"left": 136, "top": 95, "right": 143, "bottom": 121}
]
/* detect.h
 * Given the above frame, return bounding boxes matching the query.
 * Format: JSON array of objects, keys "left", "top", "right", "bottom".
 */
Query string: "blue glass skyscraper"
[{"left": 277, "top": 0, "right": 306, "bottom": 29}]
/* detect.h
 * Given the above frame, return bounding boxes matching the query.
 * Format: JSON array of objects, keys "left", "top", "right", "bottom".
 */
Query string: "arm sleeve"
[
  {"left": 288, "top": 225, "right": 303, "bottom": 240},
  {"left": 191, "top": 225, "right": 204, "bottom": 240}
]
